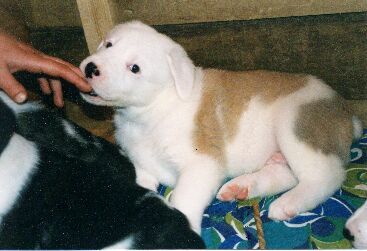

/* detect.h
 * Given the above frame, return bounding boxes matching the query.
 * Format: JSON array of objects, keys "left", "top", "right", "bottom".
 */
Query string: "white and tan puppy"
[{"left": 80, "top": 21, "right": 362, "bottom": 232}]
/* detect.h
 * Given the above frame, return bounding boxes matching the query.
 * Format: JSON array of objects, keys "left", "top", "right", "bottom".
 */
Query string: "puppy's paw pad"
[
  {"left": 236, "top": 187, "right": 249, "bottom": 200},
  {"left": 218, "top": 191, "right": 235, "bottom": 201},
  {"left": 268, "top": 199, "right": 297, "bottom": 221},
  {"left": 217, "top": 182, "right": 249, "bottom": 201}
]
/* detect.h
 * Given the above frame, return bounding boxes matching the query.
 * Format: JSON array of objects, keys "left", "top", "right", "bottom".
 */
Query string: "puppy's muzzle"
[{"left": 85, "top": 62, "right": 100, "bottom": 79}]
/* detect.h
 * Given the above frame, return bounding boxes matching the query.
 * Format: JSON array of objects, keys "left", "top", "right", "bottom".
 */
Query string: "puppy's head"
[
  {"left": 80, "top": 21, "right": 195, "bottom": 107},
  {"left": 345, "top": 200, "right": 367, "bottom": 248}
]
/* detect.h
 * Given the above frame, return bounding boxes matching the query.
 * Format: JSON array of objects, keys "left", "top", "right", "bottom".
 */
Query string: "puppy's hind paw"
[
  {"left": 217, "top": 181, "right": 249, "bottom": 202},
  {"left": 268, "top": 198, "right": 298, "bottom": 221}
]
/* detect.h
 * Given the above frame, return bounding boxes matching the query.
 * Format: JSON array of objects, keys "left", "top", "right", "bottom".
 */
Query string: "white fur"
[
  {"left": 61, "top": 120, "right": 88, "bottom": 145},
  {"left": 352, "top": 115, "right": 363, "bottom": 140},
  {"left": 0, "top": 92, "right": 42, "bottom": 114},
  {"left": 103, "top": 236, "right": 134, "bottom": 249},
  {"left": 346, "top": 200, "right": 367, "bottom": 249},
  {"left": 62, "top": 120, "right": 77, "bottom": 137},
  {"left": 0, "top": 134, "right": 38, "bottom": 221},
  {"left": 225, "top": 96, "right": 279, "bottom": 177},
  {"left": 80, "top": 21, "right": 355, "bottom": 231}
]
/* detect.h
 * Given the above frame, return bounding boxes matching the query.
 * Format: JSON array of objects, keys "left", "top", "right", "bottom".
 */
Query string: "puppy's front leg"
[
  {"left": 170, "top": 158, "right": 224, "bottom": 233},
  {"left": 135, "top": 166, "right": 160, "bottom": 191},
  {"left": 128, "top": 141, "right": 178, "bottom": 190}
]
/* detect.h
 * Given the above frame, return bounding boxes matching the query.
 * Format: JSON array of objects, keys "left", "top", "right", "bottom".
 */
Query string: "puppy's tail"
[{"left": 352, "top": 116, "right": 363, "bottom": 140}]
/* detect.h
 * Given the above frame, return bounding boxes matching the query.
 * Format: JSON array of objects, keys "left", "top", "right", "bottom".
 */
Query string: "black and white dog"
[{"left": 0, "top": 92, "right": 204, "bottom": 249}]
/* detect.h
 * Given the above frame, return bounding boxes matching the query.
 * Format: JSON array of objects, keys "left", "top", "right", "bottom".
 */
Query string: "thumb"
[{"left": 0, "top": 67, "right": 27, "bottom": 103}]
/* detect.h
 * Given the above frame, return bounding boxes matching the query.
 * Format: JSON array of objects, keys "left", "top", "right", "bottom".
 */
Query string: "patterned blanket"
[{"left": 158, "top": 129, "right": 367, "bottom": 249}]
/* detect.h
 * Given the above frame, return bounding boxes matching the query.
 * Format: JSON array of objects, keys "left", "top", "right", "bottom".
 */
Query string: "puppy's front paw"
[
  {"left": 268, "top": 196, "right": 298, "bottom": 221},
  {"left": 136, "top": 173, "right": 159, "bottom": 191}
]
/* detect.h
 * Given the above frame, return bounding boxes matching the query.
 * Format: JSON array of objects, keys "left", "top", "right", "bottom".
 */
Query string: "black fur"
[
  {"left": 0, "top": 99, "right": 204, "bottom": 249},
  {"left": 0, "top": 99, "right": 16, "bottom": 152}
]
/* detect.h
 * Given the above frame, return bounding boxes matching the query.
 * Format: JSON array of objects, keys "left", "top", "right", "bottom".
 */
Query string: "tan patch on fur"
[
  {"left": 295, "top": 96, "right": 354, "bottom": 162},
  {"left": 193, "top": 69, "right": 308, "bottom": 161}
]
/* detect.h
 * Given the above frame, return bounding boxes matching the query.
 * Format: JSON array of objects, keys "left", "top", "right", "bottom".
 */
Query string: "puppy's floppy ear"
[{"left": 167, "top": 46, "right": 195, "bottom": 101}]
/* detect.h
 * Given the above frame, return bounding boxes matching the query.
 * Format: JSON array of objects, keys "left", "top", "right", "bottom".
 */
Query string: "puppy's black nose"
[
  {"left": 85, "top": 62, "right": 100, "bottom": 78},
  {"left": 343, "top": 228, "right": 354, "bottom": 241}
]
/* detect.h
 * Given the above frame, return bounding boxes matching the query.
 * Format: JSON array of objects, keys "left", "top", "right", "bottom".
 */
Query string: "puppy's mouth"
[
  {"left": 87, "top": 89, "right": 99, "bottom": 97},
  {"left": 81, "top": 89, "right": 114, "bottom": 103},
  {"left": 82, "top": 89, "right": 105, "bottom": 101}
]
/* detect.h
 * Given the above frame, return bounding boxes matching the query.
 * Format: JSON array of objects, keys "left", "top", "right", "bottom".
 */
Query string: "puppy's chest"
[{"left": 116, "top": 118, "right": 174, "bottom": 156}]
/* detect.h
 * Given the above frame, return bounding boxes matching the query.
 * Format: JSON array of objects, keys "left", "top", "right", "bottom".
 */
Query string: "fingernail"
[
  {"left": 55, "top": 99, "right": 64, "bottom": 108},
  {"left": 15, "top": 93, "right": 27, "bottom": 103}
]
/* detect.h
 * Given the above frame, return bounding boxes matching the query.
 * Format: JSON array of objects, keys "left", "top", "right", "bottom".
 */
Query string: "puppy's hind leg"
[
  {"left": 217, "top": 152, "right": 298, "bottom": 201},
  {"left": 268, "top": 149, "right": 345, "bottom": 220},
  {"left": 269, "top": 103, "right": 348, "bottom": 220}
]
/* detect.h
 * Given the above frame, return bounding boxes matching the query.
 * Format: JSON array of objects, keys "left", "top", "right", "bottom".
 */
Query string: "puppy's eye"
[
  {"left": 106, "top": 42, "right": 112, "bottom": 48},
  {"left": 129, "top": 64, "right": 140, "bottom": 74}
]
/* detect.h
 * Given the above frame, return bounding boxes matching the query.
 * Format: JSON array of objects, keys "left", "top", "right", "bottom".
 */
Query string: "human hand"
[{"left": 0, "top": 33, "right": 91, "bottom": 107}]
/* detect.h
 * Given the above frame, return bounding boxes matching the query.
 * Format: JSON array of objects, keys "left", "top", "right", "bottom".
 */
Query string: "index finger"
[
  {"left": 18, "top": 43, "right": 85, "bottom": 79},
  {"left": 43, "top": 55, "right": 85, "bottom": 78},
  {"left": 22, "top": 55, "right": 91, "bottom": 92}
]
